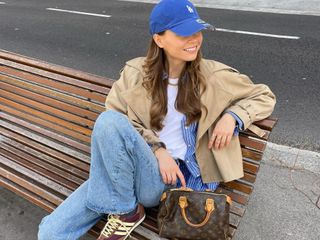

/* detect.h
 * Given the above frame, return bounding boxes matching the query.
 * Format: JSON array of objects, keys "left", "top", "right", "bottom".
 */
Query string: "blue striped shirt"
[{"left": 175, "top": 112, "right": 243, "bottom": 191}]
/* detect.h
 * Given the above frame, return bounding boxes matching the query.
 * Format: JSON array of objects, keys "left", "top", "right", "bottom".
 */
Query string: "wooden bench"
[{"left": 0, "top": 50, "right": 278, "bottom": 239}]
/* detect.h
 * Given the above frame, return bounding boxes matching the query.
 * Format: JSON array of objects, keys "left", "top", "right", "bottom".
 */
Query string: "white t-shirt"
[{"left": 157, "top": 78, "right": 187, "bottom": 160}]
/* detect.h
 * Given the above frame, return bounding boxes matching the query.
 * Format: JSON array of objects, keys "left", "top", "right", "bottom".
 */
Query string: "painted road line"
[
  {"left": 118, "top": 0, "right": 300, "bottom": 39},
  {"left": 215, "top": 28, "right": 300, "bottom": 40},
  {"left": 46, "top": 8, "right": 111, "bottom": 18},
  {"left": 0, "top": 2, "right": 6, "bottom": 4}
]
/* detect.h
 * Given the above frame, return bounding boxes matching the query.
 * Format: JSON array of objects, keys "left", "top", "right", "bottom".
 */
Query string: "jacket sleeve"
[
  {"left": 105, "top": 66, "right": 162, "bottom": 148},
  {"left": 219, "top": 70, "right": 276, "bottom": 130},
  {"left": 104, "top": 67, "right": 129, "bottom": 114}
]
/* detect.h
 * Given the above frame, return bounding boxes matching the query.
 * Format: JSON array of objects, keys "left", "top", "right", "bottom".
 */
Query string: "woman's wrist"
[
  {"left": 151, "top": 142, "right": 166, "bottom": 154},
  {"left": 223, "top": 112, "right": 236, "bottom": 124}
]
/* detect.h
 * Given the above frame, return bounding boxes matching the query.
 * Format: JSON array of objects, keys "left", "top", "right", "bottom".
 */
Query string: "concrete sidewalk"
[
  {"left": 234, "top": 143, "right": 320, "bottom": 240},
  {"left": 1, "top": 142, "right": 319, "bottom": 240}
]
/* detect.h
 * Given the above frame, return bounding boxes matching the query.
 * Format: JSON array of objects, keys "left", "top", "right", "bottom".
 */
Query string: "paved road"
[
  {"left": 123, "top": 0, "right": 320, "bottom": 16},
  {"left": 1, "top": 0, "right": 319, "bottom": 152}
]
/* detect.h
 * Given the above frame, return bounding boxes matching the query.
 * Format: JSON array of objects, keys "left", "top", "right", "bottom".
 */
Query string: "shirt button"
[
  {"left": 188, "top": 144, "right": 191, "bottom": 147},
  {"left": 187, "top": 160, "right": 190, "bottom": 163},
  {"left": 185, "top": 126, "right": 188, "bottom": 129}
]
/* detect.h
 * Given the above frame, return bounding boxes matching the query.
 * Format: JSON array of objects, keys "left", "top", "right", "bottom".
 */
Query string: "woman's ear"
[{"left": 153, "top": 34, "right": 164, "bottom": 48}]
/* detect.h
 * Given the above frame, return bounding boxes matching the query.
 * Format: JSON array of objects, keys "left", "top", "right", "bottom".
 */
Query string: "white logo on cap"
[{"left": 186, "top": 5, "right": 194, "bottom": 13}]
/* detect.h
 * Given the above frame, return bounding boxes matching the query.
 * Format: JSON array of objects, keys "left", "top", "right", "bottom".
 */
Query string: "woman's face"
[{"left": 153, "top": 30, "right": 203, "bottom": 64}]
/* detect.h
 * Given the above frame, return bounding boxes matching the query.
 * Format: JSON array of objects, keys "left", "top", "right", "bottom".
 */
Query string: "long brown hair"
[{"left": 142, "top": 33, "right": 207, "bottom": 131}]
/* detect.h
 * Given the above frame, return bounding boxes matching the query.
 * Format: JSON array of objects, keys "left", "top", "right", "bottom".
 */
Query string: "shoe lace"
[{"left": 101, "top": 214, "right": 131, "bottom": 237}]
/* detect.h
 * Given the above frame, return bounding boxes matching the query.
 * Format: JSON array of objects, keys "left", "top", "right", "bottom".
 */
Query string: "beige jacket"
[{"left": 105, "top": 57, "right": 276, "bottom": 183}]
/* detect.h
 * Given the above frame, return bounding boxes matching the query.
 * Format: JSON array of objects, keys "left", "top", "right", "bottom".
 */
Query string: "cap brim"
[{"left": 170, "top": 18, "right": 215, "bottom": 37}]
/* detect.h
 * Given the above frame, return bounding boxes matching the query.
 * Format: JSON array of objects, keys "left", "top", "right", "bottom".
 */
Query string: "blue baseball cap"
[{"left": 149, "top": 0, "right": 215, "bottom": 37}]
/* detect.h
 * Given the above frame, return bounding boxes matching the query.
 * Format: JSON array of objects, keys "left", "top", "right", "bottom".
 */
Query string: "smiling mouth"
[{"left": 184, "top": 46, "right": 197, "bottom": 52}]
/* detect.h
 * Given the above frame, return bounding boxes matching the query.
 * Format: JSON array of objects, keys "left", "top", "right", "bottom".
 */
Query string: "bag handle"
[{"left": 178, "top": 196, "right": 214, "bottom": 228}]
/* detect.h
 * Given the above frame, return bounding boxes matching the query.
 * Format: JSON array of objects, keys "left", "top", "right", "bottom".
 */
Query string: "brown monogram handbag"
[{"left": 157, "top": 187, "right": 232, "bottom": 240}]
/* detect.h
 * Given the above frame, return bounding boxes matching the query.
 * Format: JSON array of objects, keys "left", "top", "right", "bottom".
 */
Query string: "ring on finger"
[{"left": 215, "top": 136, "right": 222, "bottom": 141}]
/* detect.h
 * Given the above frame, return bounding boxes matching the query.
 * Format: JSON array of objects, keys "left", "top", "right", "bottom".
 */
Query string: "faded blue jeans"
[{"left": 38, "top": 110, "right": 168, "bottom": 240}]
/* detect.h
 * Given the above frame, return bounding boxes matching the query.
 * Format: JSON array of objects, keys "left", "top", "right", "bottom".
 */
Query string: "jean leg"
[
  {"left": 86, "top": 110, "right": 166, "bottom": 214},
  {"left": 38, "top": 181, "right": 103, "bottom": 240}
]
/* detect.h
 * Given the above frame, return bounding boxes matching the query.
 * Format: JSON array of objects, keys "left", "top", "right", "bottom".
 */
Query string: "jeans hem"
[{"left": 85, "top": 200, "right": 138, "bottom": 215}]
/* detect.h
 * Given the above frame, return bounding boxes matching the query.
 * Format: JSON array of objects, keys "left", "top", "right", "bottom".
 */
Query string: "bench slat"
[
  {"left": 0, "top": 50, "right": 114, "bottom": 86},
  {"left": 1, "top": 134, "right": 88, "bottom": 180},
  {"left": 1, "top": 141, "right": 85, "bottom": 186},
  {"left": 0, "top": 56, "right": 113, "bottom": 91},
  {"left": 0, "top": 90, "right": 95, "bottom": 128},
  {"left": 1, "top": 80, "right": 101, "bottom": 120},
  {"left": 241, "top": 129, "right": 271, "bottom": 140},
  {"left": 1, "top": 96, "right": 92, "bottom": 136},
  {"left": 0, "top": 127, "right": 90, "bottom": 172},
  {"left": 0, "top": 65, "right": 108, "bottom": 103},
  {"left": 0, "top": 165, "right": 63, "bottom": 206},
  {"left": 222, "top": 180, "right": 253, "bottom": 195},
  {"left": 0, "top": 175, "right": 57, "bottom": 212},
  {"left": 1, "top": 74, "right": 105, "bottom": 112},
  {"left": 241, "top": 147, "right": 263, "bottom": 161},
  {"left": 253, "top": 118, "right": 277, "bottom": 131},
  {"left": 0, "top": 147, "right": 80, "bottom": 191},
  {"left": 1, "top": 113, "right": 90, "bottom": 154},
  {"left": 243, "top": 161, "right": 259, "bottom": 174},
  {"left": 0, "top": 119, "right": 90, "bottom": 163},
  {"left": 240, "top": 172, "right": 256, "bottom": 183},
  {"left": 216, "top": 187, "right": 248, "bottom": 205},
  {"left": 239, "top": 135, "right": 266, "bottom": 152},
  {"left": 1, "top": 104, "right": 91, "bottom": 143},
  {"left": 0, "top": 154, "right": 72, "bottom": 197}
]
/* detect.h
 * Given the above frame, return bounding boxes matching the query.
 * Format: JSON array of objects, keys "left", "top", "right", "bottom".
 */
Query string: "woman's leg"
[
  {"left": 38, "top": 110, "right": 166, "bottom": 239},
  {"left": 86, "top": 110, "right": 166, "bottom": 213},
  {"left": 38, "top": 181, "right": 103, "bottom": 240}
]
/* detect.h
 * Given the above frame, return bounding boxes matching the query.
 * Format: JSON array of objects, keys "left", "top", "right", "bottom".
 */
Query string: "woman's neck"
[{"left": 166, "top": 58, "right": 186, "bottom": 79}]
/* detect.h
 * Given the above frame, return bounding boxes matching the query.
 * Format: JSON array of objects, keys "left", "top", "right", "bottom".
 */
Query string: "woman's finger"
[
  {"left": 225, "top": 135, "right": 232, "bottom": 146},
  {"left": 208, "top": 133, "right": 216, "bottom": 149},
  {"left": 171, "top": 173, "right": 177, "bottom": 185},
  {"left": 219, "top": 135, "right": 227, "bottom": 149},
  {"left": 160, "top": 170, "right": 168, "bottom": 184},
  {"left": 177, "top": 171, "right": 186, "bottom": 187},
  {"left": 214, "top": 135, "right": 222, "bottom": 149},
  {"left": 166, "top": 172, "right": 172, "bottom": 185}
]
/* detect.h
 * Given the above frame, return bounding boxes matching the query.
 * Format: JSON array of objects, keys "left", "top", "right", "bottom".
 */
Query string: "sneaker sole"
[{"left": 124, "top": 213, "right": 146, "bottom": 240}]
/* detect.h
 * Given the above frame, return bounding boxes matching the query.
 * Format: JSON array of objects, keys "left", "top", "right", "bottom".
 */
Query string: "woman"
[{"left": 38, "top": 0, "right": 276, "bottom": 239}]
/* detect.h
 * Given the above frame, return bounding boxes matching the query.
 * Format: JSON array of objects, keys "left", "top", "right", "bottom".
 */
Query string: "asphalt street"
[{"left": 0, "top": 0, "right": 320, "bottom": 152}]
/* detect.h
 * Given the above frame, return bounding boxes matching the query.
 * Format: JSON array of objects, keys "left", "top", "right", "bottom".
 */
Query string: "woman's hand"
[
  {"left": 154, "top": 148, "right": 186, "bottom": 187},
  {"left": 208, "top": 113, "right": 236, "bottom": 150}
]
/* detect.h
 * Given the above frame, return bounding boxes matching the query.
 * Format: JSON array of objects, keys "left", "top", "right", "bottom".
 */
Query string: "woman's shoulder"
[
  {"left": 112, "top": 57, "right": 146, "bottom": 91},
  {"left": 124, "top": 57, "right": 146, "bottom": 74},
  {"left": 200, "top": 59, "right": 249, "bottom": 91},
  {"left": 200, "top": 58, "right": 239, "bottom": 75}
]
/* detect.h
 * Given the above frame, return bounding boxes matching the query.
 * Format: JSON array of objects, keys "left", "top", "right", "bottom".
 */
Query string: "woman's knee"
[
  {"left": 94, "top": 110, "right": 131, "bottom": 134},
  {"left": 96, "top": 110, "right": 127, "bottom": 126}
]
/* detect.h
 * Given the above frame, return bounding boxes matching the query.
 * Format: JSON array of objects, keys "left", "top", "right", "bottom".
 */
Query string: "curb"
[{"left": 263, "top": 142, "right": 320, "bottom": 175}]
